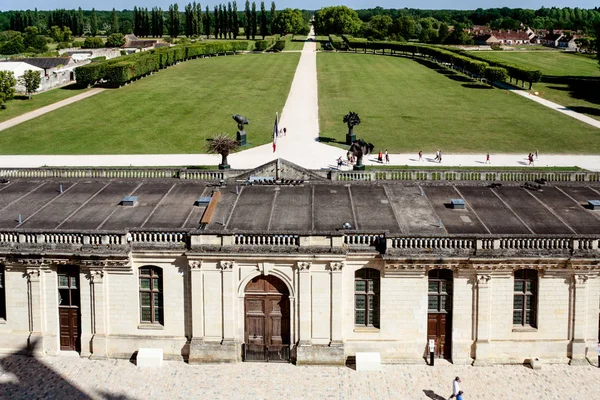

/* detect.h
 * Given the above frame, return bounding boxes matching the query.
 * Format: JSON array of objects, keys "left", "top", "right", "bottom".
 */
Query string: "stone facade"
[{"left": 1, "top": 243, "right": 598, "bottom": 366}]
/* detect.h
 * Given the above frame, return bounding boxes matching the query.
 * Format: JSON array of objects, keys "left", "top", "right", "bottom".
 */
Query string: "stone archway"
[{"left": 243, "top": 275, "right": 290, "bottom": 362}]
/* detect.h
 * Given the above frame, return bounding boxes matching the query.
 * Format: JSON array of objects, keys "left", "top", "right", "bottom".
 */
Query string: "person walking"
[
  {"left": 384, "top": 149, "right": 389, "bottom": 164},
  {"left": 418, "top": 150, "right": 423, "bottom": 162},
  {"left": 451, "top": 376, "right": 464, "bottom": 400},
  {"left": 535, "top": 149, "right": 538, "bottom": 160},
  {"left": 435, "top": 149, "right": 440, "bottom": 162},
  {"left": 438, "top": 150, "right": 443, "bottom": 163},
  {"left": 485, "top": 152, "right": 490, "bottom": 164},
  {"left": 378, "top": 151, "right": 383, "bottom": 163}
]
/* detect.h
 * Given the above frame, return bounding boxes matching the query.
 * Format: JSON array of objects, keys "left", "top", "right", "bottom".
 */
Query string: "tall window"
[
  {"left": 428, "top": 269, "right": 452, "bottom": 313},
  {"left": 513, "top": 269, "right": 537, "bottom": 327},
  {"left": 0, "top": 265, "right": 5, "bottom": 320},
  {"left": 355, "top": 268, "right": 380, "bottom": 328},
  {"left": 139, "top": 267, "right": 163, "bottom": 325}
]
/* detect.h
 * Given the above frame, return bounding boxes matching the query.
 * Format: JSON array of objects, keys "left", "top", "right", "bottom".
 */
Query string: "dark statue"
[
  {"left": 232, "top": 114, "right": 249, "bottom": 145},
  {"left": 348, "top": 139, "right": 374, "bottom": 171},
  {"left": 343, "top": 111, "right": 361, "bottom": 144}
]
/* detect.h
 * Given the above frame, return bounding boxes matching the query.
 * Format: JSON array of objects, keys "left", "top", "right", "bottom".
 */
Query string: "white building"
[
  {"left": 0, "top": 62, "right": 44, "bottom": 93},
  {"left": 0, "top": 162, "right": 599, "bottom": 367}
]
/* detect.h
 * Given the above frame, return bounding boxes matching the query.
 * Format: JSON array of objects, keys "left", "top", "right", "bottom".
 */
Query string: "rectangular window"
[
  {"left": 139, "top": 267, "right": 163, "bottom": 325},
  {"left": 354, "top": 269, "right": 380, "bottom": 328},
  {"left": 513, "top": 270, "right": 537, "bottom": 327}
]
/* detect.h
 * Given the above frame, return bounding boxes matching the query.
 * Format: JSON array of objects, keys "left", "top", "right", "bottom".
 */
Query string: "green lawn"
[
  {"left": 467, "top": 51, "right": 600, "bottom": 120},
  {"left": 0, "top": 85, "right": 90, "bottom": 123},
  {"left": 317, "top": 52, "right": 600, "bottom": 154},
  {"left": 0, "top": 53, "right": 299, "bottom": 154},
  {"left": 285, "top": 40, "right": 307, "bottom": 51}
]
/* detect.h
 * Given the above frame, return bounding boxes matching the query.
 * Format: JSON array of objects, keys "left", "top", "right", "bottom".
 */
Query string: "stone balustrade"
[
  {"left": 333, "top": 170, "right": 600, "bottom": 182},
  {"left": 0, "top": 229, "right": 597, "bottom": 256}
]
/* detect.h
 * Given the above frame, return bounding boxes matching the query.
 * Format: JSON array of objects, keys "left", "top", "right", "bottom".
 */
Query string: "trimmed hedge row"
[
  {"left": 342, "top": 38, "right": 508, "bottom": 85},
  {"left": 254, "top": 35, "right": 280, "bottom": 51},
  {"left": 453, "top": 50, "right": 542, "bottom": 89},
  {"left": 75, "top": 41, "right": 250, "bottom": 87},
  {"left": 272, "top": 34, "right": 292, "bottom": 52},
  {"left": 328, "top": 34, "right": 345, "bottom": 50},
  {"left": 340, "top": 36, "right": 542, "bottom": 89}
]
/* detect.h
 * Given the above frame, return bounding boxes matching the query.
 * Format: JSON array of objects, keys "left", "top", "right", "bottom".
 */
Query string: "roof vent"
[
  {"left": 195, "top": 196, "right": 212, "bottom": 206},
  {"left": 588, "top": 200, "right": 600, "bottom": 210},
  {"left": 121, "top": 196, "right": 138, "bottom": 206},
  {"left": 450, "top": 199, "right": 465, "bottom": 209}
]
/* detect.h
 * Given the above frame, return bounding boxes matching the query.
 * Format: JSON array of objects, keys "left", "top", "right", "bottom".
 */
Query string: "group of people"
[
  {"left": 377, "top": 150, "right": 390, "bottom": 163},
  {"left": 528, "top": 150, "right": 538, "bottom": 166}
]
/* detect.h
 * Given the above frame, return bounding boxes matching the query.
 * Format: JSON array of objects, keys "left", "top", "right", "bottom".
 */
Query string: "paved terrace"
[
  {"left": 1, "top": 353, "right": 600, "bottom": 400},
  {"left": 1, "top": 178, "right": 600, "bottom": 237}
]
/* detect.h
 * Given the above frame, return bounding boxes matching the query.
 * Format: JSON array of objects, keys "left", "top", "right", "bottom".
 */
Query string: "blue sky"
[{"left": 1, "top": 1, "right": 598, "bottom": 12}]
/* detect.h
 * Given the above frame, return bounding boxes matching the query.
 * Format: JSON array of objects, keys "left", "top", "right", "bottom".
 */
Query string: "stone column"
[
  {"left": 26, "top": 267, "right": 45, "bottom": 356},
  {"left": 329, "top": 262, "right": 344, "bottom": 347},
  {"left": 89, "top": 269, "right": 108, "bottom": 359},
  {"left": 474, "top": 273, "right": 492, "bottom": 366},
  {"left": 570, "top": 273, "right": 589, "bottom": 365},
  {"left": 220, "top": 261, "right": 236, "bottom": 343},
  {"left": 297, "top": 262, "right": 312, "bottom": 346}
]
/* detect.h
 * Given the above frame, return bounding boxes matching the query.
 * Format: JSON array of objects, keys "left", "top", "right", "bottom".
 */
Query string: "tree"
[
  {"left": 251, "top": 2, "right": 257, "bottom": 39},
  {"left": 204, "top": 5, "right": 211, "bottom": 38},
  {"left": 207, "top": 133, "right": 239, "bottom": 169},
  {"left": 0, "top": 31, "right": 25, "bottom": 55},
  {"left": 365, "top": 15, "right": 392, "bottom": 40},
  {"left": 314, "top": 6, "right": 363, "bottom": 36},
  {"left": 82, "top": 36, "right": 104, "bottom": 48},
  {"left": 272, "top": 8, "right": 307, "bottom": 35},
  {"left": 110, "top": 8, "right": 119, "bottom": 35},
  {"left": 214, "top": 6, "right": 220, "bottom": 38},
  {"left": 23, "top": 26, "right": 49, "bottom": 53},
  {"left": 393, "top": 15, "right": 416, "bottom": 41},
  {"left": 270, "top": 2, "right": 276, "bottom": 35},
  {"left": 438, "top": 22, "right": 450, "bottom": 44},
  {"left": 106, "top": 33, "right": 125, "bottom": 47},
  {"left": 244, "top": 0, "right": 251, "bottom": 39},
  {"left": 232, "top": 1, "right": 239, "bottom": 39},
  {"left": 90, "top": 9, "right": 98, "bottom": 37},
  {"left": 20, "top": 69, "right": 41, "bottom": 99},
  {"left": 0, "top": 70, "right": 17, "bottom": 109},
  {"left": 77, "top": 7, "right": 84, "bottom": 36},
  {"left": 260, "top": 2, "right": 267, "bottom": 39},
  {"left": 227, "top": 2, "right": 233, "bottom": 39},
  {"left": 185, "top": 3, "right": 193, "bottom": 37},
  {"left": 168, "top": 4, "right": 180, "bottom": 37}
]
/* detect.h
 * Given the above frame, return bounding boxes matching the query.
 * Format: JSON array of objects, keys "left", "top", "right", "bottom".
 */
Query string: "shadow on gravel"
[
  {"left": 423, "top": 389, "right": 447, "bottom": 400},
  {"left": 0, "top": 339, "right": 91, "bottom": 399},
  {"left": 318, "top": 136, "right": 347, "bottom": 145}
]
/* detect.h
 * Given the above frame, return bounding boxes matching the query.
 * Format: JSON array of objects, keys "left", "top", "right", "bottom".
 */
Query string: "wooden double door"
[
  {"left": 427, "top": 269, "right": 452, "bottom": 360},
  {"left": 58, "top": 267, "right": 80, "bottom": 352},
  {"left": 244, "top": 276, "right": 290, "bottom": 362}
]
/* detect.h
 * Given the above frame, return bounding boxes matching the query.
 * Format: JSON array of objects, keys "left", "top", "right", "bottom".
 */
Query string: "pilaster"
[
  {"left": 473, "top": 273, "right": 492, "bottom": 366},
  {"left": 89, "top": 269, "right": 108, "bottom": 359},
  {"left": 570, "top": 273, "right": 589, "bottom": 365}
]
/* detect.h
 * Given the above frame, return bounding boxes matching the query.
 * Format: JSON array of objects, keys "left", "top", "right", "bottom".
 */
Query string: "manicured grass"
[
  {"left": 468, "top": 51, "right": 600, "bottom": 120},
  {"left": 317, "top": 52, "right": 600, "bottom": 154},
  {"left": 0, "top": 85, "right": 90, "bottom": 123},
  {"left": 285, "top": 40, "right": 307, "bottom": 51},
  {"left": 466, "top": 50, "right": 600, "bottom": 77},
  {"left": 0, "top": 53, "right": 299, "bottom": 154}
]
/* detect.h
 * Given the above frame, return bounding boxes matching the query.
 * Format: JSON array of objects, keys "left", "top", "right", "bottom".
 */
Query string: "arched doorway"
[
  {"left": 427, "top": 269, "right": 453, "bottom": 360},
  {"left": 244, "top": 275, "right": 290, "bottom": 362}
]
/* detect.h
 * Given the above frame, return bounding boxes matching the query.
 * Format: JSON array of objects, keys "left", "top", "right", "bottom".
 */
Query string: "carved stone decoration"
[
  {"left": 297, "top": 261, "right": 311, "bottom": 271},
  {"left": 477, "top": 274, "right": 491, "bottom": 286},
  {"left": 573, "top": 274, "right": 589, "bottom": 286},
  {"left": 189, "top": 260, "right": 202, "bottom": 270},
  {"left": 218, "top": 260, "right": 234, "bottom": 270},
  {"left": 89, "top": 269, "right": 104, "bottom": 284},
  {"left": 25, "top": 269, "right": 41, "bottom": 282},
  {"left": 327, "top": 262, "right": 344, "bottom": 271}
]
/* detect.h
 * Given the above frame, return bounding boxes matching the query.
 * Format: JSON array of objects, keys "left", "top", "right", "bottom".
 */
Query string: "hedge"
[
  {"left": 341, "top": 38, "right": 508, "bottom": 85},
  {"left": 75, "top": 41, "right": 249, "bottom": 88},
  {"left": 443, "top": 48, "right": 542, "bottom": 89},
  {"left": 328, "top": 34, "right": 345, "bottom": 50}
]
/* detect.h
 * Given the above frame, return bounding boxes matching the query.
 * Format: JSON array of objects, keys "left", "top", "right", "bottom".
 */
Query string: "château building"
[{"left": 0, "top": 160, "right": 598, "bottom": 366}]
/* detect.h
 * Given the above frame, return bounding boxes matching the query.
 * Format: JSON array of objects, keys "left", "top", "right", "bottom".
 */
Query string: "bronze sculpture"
[
  {"left": 348, "top": 139, "right": 374, "bottom": 171},
  {"left": 343, "top": 111, "right": 361, "bottom": 144},
  {"left": 232, "top": 114, "right": 249, "bottom": 145}
]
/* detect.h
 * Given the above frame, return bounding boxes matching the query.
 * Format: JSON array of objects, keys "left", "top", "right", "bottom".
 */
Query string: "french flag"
[{"left": 272, "top": 112, "right": 279, "bottom": 153}]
